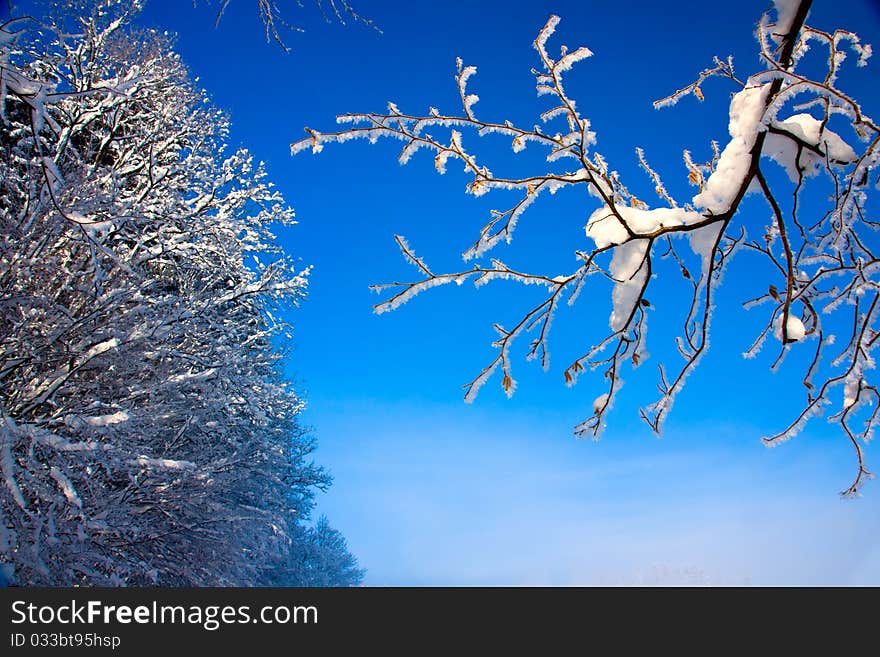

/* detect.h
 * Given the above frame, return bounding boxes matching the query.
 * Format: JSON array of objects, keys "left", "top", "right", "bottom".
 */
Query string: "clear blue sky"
[{"left": 135, "top": 0, "right": 880, "bottom": 585}]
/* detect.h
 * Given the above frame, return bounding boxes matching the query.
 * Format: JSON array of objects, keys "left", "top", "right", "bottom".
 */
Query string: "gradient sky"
[{"left": 132, "top": 0, "right": 880, "bottom": 585}]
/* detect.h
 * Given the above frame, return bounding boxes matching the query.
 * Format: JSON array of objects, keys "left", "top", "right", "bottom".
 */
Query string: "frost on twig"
[
  {"left": 294, "top": 0, "right": 879, "bottom": 495},
  {"left": 211, "top": 0, "right": 381, "bottom": 50}
]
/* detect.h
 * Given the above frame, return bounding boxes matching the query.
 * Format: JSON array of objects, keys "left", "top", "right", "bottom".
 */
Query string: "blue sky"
[{"left": 134, "top": 0, "right": 880, "bottom": 585}]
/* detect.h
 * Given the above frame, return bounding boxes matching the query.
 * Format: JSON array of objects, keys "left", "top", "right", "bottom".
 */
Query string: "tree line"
[{"left": 0, "top": 0, "right": 362, "bottom": 586}]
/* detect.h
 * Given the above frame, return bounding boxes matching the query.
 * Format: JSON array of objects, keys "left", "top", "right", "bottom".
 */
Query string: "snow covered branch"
[{"left": 293, "top": 0, "right": 879, "bottom": 495}]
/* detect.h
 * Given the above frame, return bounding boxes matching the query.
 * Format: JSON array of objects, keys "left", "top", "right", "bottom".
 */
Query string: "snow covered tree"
[
  {"left": 286, "top": 516, "right": 365, "bottom": 586},
  {"left": 292, "top": 0, "right": 879, "bottom": 495},
  {"left": 1, "top": 0, "right": 359, "bottom": 585}
]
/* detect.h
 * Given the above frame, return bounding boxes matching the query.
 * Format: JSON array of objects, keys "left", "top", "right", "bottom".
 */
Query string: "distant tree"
[
  {"left": 293, "top": 0, "right": 879, "bottom": 495},
  {"left": 0, "top": 0, "right": 359, "bottom": 585},
  {"left": 286, "top": 516, "right": 365, "bottom": 586}
]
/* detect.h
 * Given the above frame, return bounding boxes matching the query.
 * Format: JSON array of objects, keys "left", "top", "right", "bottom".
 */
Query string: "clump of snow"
[
  {"left": 49, "top": 467, "right": 82, "bottom": 508},
  {"left": 693, "top": 84, "right": 771, "bottom": 215},
  {"left": 585, "top": 206, "right": 704, "bottom": 248},
  {"left": 592, "top": 392, "right": 609, "bottom": 413},
  {"left": 81, "top": 338, "right": 118, "bottom": 362},
  {"left": 774, "top": 313, "right": 806, "bottom": 342},
  {"left": 167, "top": 368, "right": 216, "bottom": 384},
  {"left": 84, "top": 411, "right": 129, "bottom": 427},
  {"left": 763, "top": 114, "right": 857, "bottom": 181},
  {"left": 843, "top": 371, "right": 862, "bottom": 409},
  {"left": 609, "top": 239, "right": 649, "bottom": 330},
  {"left": 688, "top": 222, "right": 724, "bottom": 276},
  {"left": 132, "top": 456, "right": 195, "bottom": 470},
  {"left": 843, "top": 359, "right": 873, "bottom": 410}
]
